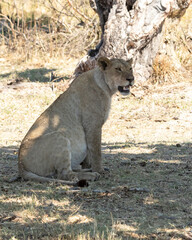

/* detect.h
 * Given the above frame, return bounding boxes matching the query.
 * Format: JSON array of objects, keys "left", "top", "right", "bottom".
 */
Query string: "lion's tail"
[{"left": 21, "top": 169, "right": 75, "bottom": 185}]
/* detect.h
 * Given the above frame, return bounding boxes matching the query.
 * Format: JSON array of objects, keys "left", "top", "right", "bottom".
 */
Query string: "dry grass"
[
  {"left": 0, "top": 0, "right": 100, "bottom": 67},
  {"left": 0, "top": 78, "right": 192, "bottom": 239},
  {"left": 0, "top": 0, "right": 100, "bottom": 88},
  {"left": 0, "top": 2, "right": 192, "bottom": 240}
]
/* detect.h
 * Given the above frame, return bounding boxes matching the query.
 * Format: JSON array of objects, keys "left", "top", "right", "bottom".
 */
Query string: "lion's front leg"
[
  {"left": 85, "top": 128, "right": 103, "bottom": 173},
  {"left": 81, "top": 155, "right": 91, "bottom": 169}
]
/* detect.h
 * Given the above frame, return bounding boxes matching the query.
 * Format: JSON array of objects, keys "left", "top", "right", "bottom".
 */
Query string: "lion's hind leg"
[
  {"left": 19, "top": 131, "right": 100, "bottom": 183},
  {"left": 45, "top": 133, "right": 100, "bottom": 182},
  {"left": 19, "top": 132, "right": 76, "bottom": 182}
]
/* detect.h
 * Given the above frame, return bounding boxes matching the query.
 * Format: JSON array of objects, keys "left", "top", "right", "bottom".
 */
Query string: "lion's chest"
[{"left": 103, "top": 98, "right": 111, "bottom": 124}]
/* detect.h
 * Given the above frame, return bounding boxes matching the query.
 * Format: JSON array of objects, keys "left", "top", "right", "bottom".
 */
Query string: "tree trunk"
[{"left": 74, "top": 0, "right": 190, "bottom": 83}]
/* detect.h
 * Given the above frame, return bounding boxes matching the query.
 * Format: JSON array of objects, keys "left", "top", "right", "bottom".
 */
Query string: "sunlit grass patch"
[{"left": 68, "top": 214, "right": 94, "bottom": 224}]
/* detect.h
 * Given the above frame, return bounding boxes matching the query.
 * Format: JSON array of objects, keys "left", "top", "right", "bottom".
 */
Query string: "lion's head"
[{"left": 98, "top": 57, "right": 134, "bottom": 96}]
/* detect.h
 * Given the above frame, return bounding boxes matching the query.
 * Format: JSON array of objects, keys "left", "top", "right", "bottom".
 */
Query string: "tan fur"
[{"left": 18, "top": 57, "right": 134, "bottom": 184}]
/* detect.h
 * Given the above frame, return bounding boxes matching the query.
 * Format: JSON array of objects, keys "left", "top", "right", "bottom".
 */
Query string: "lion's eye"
[{"left": 115, "top": 67, "right": 122, "bottom": 72}]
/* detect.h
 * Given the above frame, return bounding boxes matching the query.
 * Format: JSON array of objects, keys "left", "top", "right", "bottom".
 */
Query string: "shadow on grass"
[
  {"left": 0, "top": 142, "right": 192, "bottom": 239},
  {"left": 0, "top": 68, "right": 56, "bottom": 82},
  {"left": 103, "top": 141, "right": 192, "bottom": 162}
]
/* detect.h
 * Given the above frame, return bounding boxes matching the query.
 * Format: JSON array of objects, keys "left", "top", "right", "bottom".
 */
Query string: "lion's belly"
[
  {"left": 71, "top": 142, "right": 87, "bottom": 169},
  {"left": 69, "top": 129, "right": 87, "bottom": 169}
]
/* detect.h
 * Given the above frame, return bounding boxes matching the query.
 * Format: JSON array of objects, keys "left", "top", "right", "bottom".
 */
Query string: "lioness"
[{"left": 18, "top": 57, "right": 134, "bottom": 185}]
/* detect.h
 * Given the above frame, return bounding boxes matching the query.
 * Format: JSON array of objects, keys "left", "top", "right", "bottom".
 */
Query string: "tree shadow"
[
  {"left": 103, "top": 141, "right": 192, "bottom": 162},
  {"left": 0, "top": 141, "right": 192, "bottom": 239},
  {"left": 0, "top": 68, "right": 57, "bottom": 82}
]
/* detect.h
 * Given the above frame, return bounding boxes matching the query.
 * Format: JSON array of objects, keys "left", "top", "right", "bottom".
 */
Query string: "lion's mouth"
[{"left": 118, "top": 85, "right": 130, "bottom": 95}]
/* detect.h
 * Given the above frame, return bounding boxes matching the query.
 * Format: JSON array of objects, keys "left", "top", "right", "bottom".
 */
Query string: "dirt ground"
[{"left": 0, "top": 74, "right": 192, "bottom": 239}]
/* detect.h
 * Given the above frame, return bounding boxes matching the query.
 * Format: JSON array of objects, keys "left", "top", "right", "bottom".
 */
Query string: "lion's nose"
[{"left": 126, "top": 77, "right": 134, "bottom": 86}]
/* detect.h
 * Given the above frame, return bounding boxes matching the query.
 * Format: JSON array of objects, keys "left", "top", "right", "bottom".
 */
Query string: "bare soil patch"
[{"left": 0, "top": 77, "right": 192, "bottom": 239}]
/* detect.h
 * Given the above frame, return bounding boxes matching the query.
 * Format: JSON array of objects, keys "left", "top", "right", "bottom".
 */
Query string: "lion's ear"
[{"left": 98, "top": 57, "right": 111, "bottom": 70}]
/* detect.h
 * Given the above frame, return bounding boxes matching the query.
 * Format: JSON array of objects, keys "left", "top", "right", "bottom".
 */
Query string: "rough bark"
[{"left": 74, "top": 0, "right": 190, "bottom": 83}]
